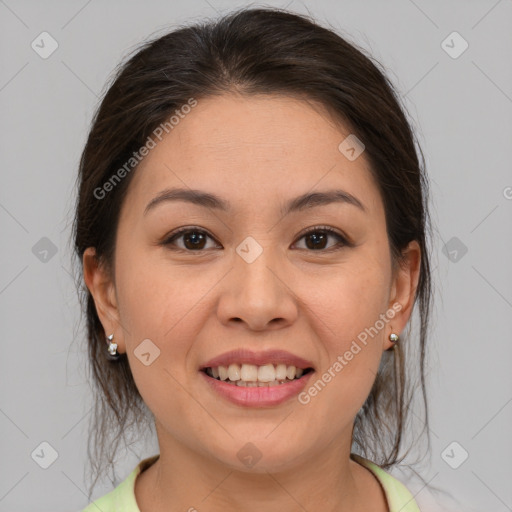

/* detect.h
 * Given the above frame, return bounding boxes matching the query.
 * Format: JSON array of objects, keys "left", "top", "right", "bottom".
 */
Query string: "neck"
[{"left": 134, "top": 429, "right": 386, "bottom": 512}]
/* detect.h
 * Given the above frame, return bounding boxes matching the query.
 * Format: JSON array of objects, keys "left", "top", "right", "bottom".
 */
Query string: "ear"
[
  {"left": 384, "top": 240, "right": 421, "bottom": 351},
  {"left": 82, "top": 247, "right": 125, "bottom": 354}
]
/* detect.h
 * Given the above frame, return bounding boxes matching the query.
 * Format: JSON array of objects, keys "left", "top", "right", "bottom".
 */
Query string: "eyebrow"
[{"left": 144, "top": 187, "right": 366, "bottom": 216}]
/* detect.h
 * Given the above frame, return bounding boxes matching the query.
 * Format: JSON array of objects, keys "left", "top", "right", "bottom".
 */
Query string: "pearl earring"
[
  {"left": 106, "top": 333, "right": 120, "bottom": 359},
  {"left": 389, "top": 333, "right": 399, "bottom": 343}
]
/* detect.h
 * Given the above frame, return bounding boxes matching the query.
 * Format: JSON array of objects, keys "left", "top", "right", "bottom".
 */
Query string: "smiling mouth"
[{"left": 201, "top": 363, "right": 314, "bottom": 387}]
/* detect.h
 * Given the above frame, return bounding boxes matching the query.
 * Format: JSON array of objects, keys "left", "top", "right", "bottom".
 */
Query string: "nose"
[{"left": 216, "top": 241, "right": 298, "bottom": 332}]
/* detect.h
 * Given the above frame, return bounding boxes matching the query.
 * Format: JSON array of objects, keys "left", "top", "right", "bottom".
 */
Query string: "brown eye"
[
  {"left": 294, "top": 227, "right": 349, "bottom": 251},
  {"left": 163, "top": 228, "right": 218, "bottom": 251},
  {"left": 181, "top": 231, "right": 207, "bottom": 250},
  {"left": 162, "top": 225, "right": 350, "bottom": 253}
]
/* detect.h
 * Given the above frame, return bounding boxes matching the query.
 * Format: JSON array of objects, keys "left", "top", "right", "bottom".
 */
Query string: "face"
[{"left": 84, "top": 93, "right": 420, "bottom": 473}]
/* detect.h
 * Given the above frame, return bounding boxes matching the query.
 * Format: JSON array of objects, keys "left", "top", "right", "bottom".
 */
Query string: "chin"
[{"left": 206, "top": 438, "right": 309, "bottom": 474}]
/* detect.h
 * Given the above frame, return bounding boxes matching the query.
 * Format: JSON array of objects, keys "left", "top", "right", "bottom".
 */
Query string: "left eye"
[
  {"left": 162, "top": 226, "right": 349, "bottom": 252},
  {"left": 294, "top": 227, "right": 348, "bottom": 251}
]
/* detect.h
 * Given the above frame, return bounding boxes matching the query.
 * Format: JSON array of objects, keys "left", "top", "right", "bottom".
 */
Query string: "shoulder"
[
  {"left": 81, "top": 455, "right": 160, "bottom": 512},
  {"left": 351, "top": 454, "right": 422, "bottom": 512}
]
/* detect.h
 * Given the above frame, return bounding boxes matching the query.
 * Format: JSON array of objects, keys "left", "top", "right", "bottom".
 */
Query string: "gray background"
[{"left": 1, "top": 0, "right": 511, "bottom": 511}]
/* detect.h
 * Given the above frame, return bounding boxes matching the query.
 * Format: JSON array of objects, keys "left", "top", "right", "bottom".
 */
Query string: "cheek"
[
  {"left": 314, "top": 258, "right": 391, "bottom": 342},
  {"left": 114, "top": 245, "right": 198, "bottom": 353},
  {"left": 299, "top": 270, "right": 389, "bottom": 428},
  {"left": 113, "top": 250, "right": 203, "bottom": 422},
  {"left": 303, "top": 247, "right": 391, "bottom": 392}
]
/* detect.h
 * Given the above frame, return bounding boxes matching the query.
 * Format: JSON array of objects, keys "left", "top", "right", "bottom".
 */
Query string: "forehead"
[{"left": 122, "top": 93, "right": 382, "bottom": 217}]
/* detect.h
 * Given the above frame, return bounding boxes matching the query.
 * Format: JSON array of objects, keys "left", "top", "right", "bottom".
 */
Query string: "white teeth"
[
  {"left": 275, "top": 364, "right": 287, "bottom": 380},
  {"left": 218, "top": 365, "right": 228, "bottom": 381},
  {"left": 228, "top": 363, "right": 241, "bottom": 381},
  {"left": 286, "top": 365, "right": 296, "bottom": 380},
  {"left": 206, "top": 363, "right": 308, "bottom": 384},
  {"left": 240, "top": 363, "right": 258, "bottom": 381},
  {"left": 257, "top": 363, "right": 276, "bottom": 382}
]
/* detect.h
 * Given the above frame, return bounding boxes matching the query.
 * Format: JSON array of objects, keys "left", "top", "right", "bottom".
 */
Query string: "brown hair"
[{"left": 72, "top": 6, "right": 434, "bottom": 498}]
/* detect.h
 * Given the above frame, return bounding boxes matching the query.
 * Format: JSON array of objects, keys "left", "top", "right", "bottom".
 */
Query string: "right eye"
[{"left": 161, "top": 227, "right": 221, "bottom": 252}]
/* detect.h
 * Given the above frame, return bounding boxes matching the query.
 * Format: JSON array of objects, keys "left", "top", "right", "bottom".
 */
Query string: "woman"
[{"left": 76, "top": 6, "right": 433, "bottom": 511}]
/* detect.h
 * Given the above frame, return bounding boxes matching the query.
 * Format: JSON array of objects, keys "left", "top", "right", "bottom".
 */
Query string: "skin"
[{"left": 83, "top": 93, "right": 421, "bottom": 512}]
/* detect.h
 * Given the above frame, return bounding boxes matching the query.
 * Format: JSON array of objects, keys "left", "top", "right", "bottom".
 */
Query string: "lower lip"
[{"left": 200, "top": 370, "right": 314, "bottom": 407}]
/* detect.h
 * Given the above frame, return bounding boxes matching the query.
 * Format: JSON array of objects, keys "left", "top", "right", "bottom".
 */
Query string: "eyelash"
[{"left": 161, "top": 225, "right": 351, "bottom": 253}]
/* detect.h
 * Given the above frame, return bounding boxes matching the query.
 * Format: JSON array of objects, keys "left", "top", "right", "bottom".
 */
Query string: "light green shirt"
[{"left": 82, "top": 454, "right": 421, "bottom": 511}]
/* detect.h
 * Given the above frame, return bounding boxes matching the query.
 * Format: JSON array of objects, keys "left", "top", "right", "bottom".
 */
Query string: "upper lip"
[{"left": 200, "top": 349, "right": 315, "bottom": 370}]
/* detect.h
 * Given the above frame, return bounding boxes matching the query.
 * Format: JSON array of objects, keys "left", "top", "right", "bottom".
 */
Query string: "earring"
[
  {"left": 389, "top": 333, "right": 399, "bottom": 344},
  {"left": 106, "top": 333, "right": 120, "bottom": 359}
]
